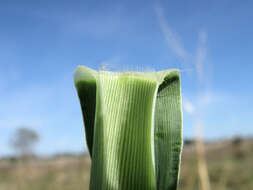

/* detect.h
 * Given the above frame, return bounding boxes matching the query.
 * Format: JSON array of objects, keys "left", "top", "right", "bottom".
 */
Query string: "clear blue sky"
[{"left": 0, "top": 0, "right": 252, "bottom": 155}]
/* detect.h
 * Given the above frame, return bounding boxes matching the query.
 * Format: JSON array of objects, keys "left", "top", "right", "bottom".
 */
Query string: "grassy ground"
[{"left": 0, "top": 138, "right": 252, "bottom": 190}]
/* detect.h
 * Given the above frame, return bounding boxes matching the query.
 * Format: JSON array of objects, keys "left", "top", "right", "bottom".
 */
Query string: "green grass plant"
[{"left": 74, "top": 66, "right": 183, "bottom": 190}]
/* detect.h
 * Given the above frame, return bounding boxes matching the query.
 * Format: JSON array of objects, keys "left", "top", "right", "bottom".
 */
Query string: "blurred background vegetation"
[{"left": 0, "top": 128, "right": 252, "bottom": 190}]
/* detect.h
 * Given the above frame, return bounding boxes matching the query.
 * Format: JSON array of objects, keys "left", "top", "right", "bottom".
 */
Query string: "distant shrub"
[
  {"left": 232, "top": 136, "right": 243, "bottom": 146},
  {"left": 232, "top": 136, "right": 245, "bottom": 159},
  {"left": 184, "top": 139, "right": 194, "bottom": 146}
]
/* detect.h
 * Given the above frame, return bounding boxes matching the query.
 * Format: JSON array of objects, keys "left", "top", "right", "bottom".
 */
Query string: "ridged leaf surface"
[
  {"left": 155, "top": 71, "right": 182, "bottom": 190},
  {"left": 74, "top": 66, "right": 183, "bottom": 190}
]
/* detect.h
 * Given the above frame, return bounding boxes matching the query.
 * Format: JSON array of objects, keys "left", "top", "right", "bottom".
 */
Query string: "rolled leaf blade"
[
  {"left": 155, "top": 70, "right": 183, "bottom": 190},
  {"left": 74, "top": 66, "right": 183, "bottom": 190},
  {"left": 74, "top": 66, "right": 97, "bottom": 156}
]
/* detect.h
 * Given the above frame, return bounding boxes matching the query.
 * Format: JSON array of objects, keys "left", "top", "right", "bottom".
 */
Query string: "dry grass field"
[{"left": 0, "top": 138, "right": 252, "bottom": 190}]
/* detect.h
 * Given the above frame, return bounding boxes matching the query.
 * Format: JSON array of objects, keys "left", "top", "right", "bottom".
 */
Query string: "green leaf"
[
  {"left": 155, "top": 70, "right": 183, "bottom": 190},
  {"left": 74, "top": 66, "right": 183, "bottom": 190},
  {"left": 74, "top": 66, "right": 97, "bottom": 156},
  {"left": 90, "top": 71, "right": 158, "bottom": 189}
]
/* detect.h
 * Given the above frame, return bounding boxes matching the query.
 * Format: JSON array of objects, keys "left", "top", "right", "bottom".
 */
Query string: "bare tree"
[{"left": 9, "top": 127, "right": 40, "bottom": 158}]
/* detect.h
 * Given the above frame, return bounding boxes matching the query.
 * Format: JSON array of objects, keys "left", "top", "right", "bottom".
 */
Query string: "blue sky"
[{"left": 0, "top": 0, "right": 252, "bottom": 155}]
